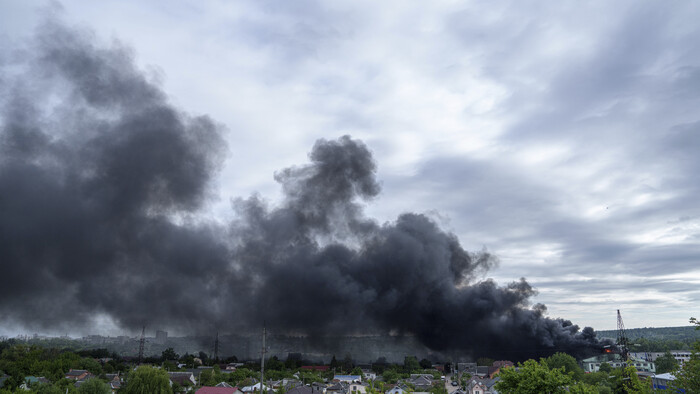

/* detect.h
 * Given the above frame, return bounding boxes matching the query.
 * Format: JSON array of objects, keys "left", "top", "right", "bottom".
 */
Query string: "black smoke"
[{"left": 0, "top": 17, "right": 605, "bottom": 360}]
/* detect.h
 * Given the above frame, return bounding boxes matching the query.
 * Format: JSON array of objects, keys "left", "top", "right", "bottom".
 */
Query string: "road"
[{"left": 444, "top": 373, "right": 460, "bottom": 393}]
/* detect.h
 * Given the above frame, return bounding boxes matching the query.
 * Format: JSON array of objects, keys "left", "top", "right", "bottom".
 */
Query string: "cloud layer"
[{"left": 1, "top": 1, "right": 699, "bottom": 333}]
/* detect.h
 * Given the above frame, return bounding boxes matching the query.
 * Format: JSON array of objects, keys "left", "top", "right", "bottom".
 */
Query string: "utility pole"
[
  {"left": 138, "top": 326, "right": 146, "bottom": 365},
  {"left": 214, "top": 331, "right": 219, "bottom": 362},
  {"left": 259, "top": 324, "right": 266, "bottom": 394}
]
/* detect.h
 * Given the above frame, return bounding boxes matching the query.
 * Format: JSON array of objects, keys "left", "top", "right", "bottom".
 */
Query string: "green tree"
[
  {"left": 78, "top": 357, "right": 103, "bottom": 376},
  {"left": 266, "top": 356, "right": 285, "bottom": 371},
  {"left": 476, "top": 357, "right": 494, "bottom": 367},
  {"left": 266, "top": 369, "right": 292, "bottom": 381},
  {"left": 200, "top": 369, "right": 216, "bottom": 386},
  {"left": 34, "top": 382, "right": 64, "bottom": 394},
  {"left": 494, "top": 359, "right": 572, "bottom": 394},
  {"left": 213, "top": 364, "right": 223, "bottom": 382},
  {"left": 179, "top": 353, "right": 196, "bottom": 369},
  {"left": 655, "top": 351, "right": 678, "bottom": 374},
  {"left": 607, "top": 365, "right": 650, "bottom": 393},
  {"left": 403, "top": 356, "right": 420, "bottom": 373},
  {"left": 372, "top": 357, "right": 388, "bottom": 374},
  {"left": 459, "top": 373, "right": 471, "bottom": 389},
  {"left": 599, "top": 362, "right": 612, "bottom": 373},
  {"left": 162, "top": 360, "right": 178, "bottom": 371},
  {"left": 580, "top": 371, "right": 612, "bottom": 391},
  {"left": 382, "top": 369, "right": 398, "bottom": 384},
  {"left": 298, "top": 370, "right": 324, "bottom": 384},
  {"left": 55, "top": 378, "right": 79, "bottom": 394},
  {"left": 342, "top": 354, "right": 354, "bottom": 373},
  {"left": 429, "top": 385, "right": 447, "bottom": 394},
  {"left": 351, "top": 366, "right": 363, "bottom": 376},
  {"left": 672, "top": 317, "right": 700, "bottom": 393},
  {"left": 76, "top": 378, "right": 111, "bottom": 394},
  {"left": 419, "top": 359, "right": 432, "bottom": 369},
  {"left": 123, "top": 365, "right": 173, "bottom": 394},
  {"left": 598, "top": 386, "right": 613, "bottom": 394},
  {"left": 228, "top": 368, "right": 255, "bottom": 385},
  {"left": 543, "top": 352, "right": 584, "bottom": 381},
  {"left": 567, "top": 381, "right": 598, "bottom": 394},
  {"left": 162, "top": 348, "right": 179, "bottom": 361}
]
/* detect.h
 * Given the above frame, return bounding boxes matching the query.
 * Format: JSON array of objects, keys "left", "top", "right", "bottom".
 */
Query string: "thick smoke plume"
[{"left": 0, "top": 18, "right": 604, "bottom": 360}]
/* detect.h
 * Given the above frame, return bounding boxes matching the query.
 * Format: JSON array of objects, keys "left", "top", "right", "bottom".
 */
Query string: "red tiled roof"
[{"left": 195, "top": 387, "right": 238, "bottom": 394}]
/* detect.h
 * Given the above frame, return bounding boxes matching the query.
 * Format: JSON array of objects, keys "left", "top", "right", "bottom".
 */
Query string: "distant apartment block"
[{"left": 156, "top": 330, "right": 168, "bottom": 345}]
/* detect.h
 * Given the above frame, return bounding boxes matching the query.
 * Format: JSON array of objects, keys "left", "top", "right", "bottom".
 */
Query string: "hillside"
[{"left": 595, "top": 326, "right": 700, "bottom": 351}]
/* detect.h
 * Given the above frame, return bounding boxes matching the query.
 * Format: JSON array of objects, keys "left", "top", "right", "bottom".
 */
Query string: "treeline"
[
  {"left": 595, "top": 326, "right": 700, "bottom": 351},
  {"left": 494, "top": 353, "right": 651, "bottom": 393},
  {"left": 0, "top": 344, "right": 126, "bottom": 393}
]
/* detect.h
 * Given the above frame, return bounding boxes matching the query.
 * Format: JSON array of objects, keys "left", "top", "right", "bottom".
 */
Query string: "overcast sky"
[{"left": 2, "top": 0, "right": 699, "bottom": 332}]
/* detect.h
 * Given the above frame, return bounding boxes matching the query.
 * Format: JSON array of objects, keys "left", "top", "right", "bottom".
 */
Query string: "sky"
[{"left": 1, "top": 0, "right": 699, "bottom": 334}]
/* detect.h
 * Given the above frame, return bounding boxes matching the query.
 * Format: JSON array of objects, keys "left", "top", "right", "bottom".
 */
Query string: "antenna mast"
[
  {"left": 138, "top": 326, "right": 146, "bottom": 365},
  {"left": 616, "top": 309, "right": 629, "bottom": 361}
]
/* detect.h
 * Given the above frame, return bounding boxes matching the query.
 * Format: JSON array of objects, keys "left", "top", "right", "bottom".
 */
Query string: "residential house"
[
  {"left": 20, "top": 376, "right": 50, "bottom": 390},
  {"left": 487, "top": 361, "right": 513, "bottom": 379},
  {"left": 474, "top": 367, "right": 489, "bottom": 378},
  {"left": 240, "top": 382, "right": 271, "bottom": 393},
  {"left": 385, "top": 385, "right": 409, "bottom": 394},
  {"left": 465, "top": 379, "right": 488, "bottom": 394},
  {"left": 311, "top": 382, "right": 327, "bottom": 394},
  {"left": 361, "top": 369, "right": 376, "bottom": 381},
  {"left": 65, "top": 369, "right": 91, "bottom": 380},
  {"left": 105, "top": 374, "right": 122, "bottom": 393},
  {"left": 287, "top": 386, "right": 313, "bottom": 394},
  {"left": 279, "top": 378, "right": 302, "bottom": 391},
  {"left": 182, "top": 367, "right": 215, "bottom": 382},
  {"left": 196, "top": 386, "right": 240, "bottom": 394},
  {"left": 326, "top": 382, "right": 348, "bottom": 394},
  {"left": 348, "top": 382, "right": 368, "bottom": 394},
  {"left": 457, "top": 363, "right": 477, "bottom": 375},
  {"left": 407, "top": 375, "right": 433, "bottom": 391},
  {"left": 287, "top": 385, "right": 327, "bottom": 394},
  {"left": 334, "top": 375, "right": 362, "bottom": 383},
  {"left": 169, "top": 371, "right": 197, "bottom": 387},
  {"left": 465, "top": 378, "right": 499, "bottom": 394},
  {"left": 268, "top": 380, "right": 283, "bottom": 390}
]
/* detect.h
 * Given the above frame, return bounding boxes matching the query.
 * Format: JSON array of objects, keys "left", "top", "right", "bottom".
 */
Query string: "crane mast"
[{"left": 616, "top": 309, "right": 630, "bottom": 361}]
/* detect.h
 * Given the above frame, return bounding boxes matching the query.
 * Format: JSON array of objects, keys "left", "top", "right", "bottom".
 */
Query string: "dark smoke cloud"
[
  {"left": 0, "top": 17, "right": 605, "bottom": 360},
  {"left": 0, "top": 18, "right": 229, "bottom": 333}
]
